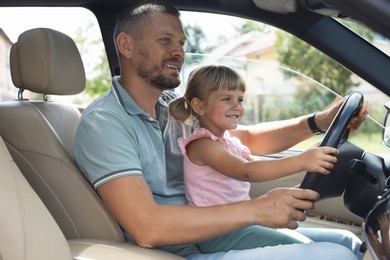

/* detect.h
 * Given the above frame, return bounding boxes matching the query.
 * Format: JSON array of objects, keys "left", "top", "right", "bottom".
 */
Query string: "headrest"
[{"left": 10, "top": 28, "right": 86, "bottom": 95}]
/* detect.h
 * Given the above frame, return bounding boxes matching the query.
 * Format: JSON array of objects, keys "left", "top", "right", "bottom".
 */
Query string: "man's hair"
[{"left": 113, "top": 1, "right": 181, "bottom": 41}]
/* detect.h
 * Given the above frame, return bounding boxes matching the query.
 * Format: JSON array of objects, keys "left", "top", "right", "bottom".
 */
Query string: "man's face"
[{"left": 133, "top": 12, "right": 186, "bottom": 90}]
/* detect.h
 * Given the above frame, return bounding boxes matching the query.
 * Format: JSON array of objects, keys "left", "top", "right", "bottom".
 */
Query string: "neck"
[
  {"left": 199, "top": 122, "right": 226, "bottom": 138},
  {"left": 120, "top": 74, "right": 162, "bottom": 119}
]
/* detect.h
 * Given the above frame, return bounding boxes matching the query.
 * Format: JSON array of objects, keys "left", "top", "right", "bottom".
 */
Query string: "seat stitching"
[{"left": 10, "top": 157, "right": 27, "bottom": 259}]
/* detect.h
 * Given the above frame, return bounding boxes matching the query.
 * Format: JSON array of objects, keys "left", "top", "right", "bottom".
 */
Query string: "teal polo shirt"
[
  {"left": 74, "top": 76, "right": 188, "bottom": 204},
  {"left": 73, "top": 76, "right": 199, "bottom": 256}
]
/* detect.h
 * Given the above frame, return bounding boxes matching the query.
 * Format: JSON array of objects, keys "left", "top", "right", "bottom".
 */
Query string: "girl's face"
[{"left": 198, "top": 88, "right": 245, "bottom": 137}]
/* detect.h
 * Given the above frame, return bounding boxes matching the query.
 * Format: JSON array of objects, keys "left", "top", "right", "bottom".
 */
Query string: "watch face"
[{"left": 362, "top": 189, "right": 390, "bottom": 260}]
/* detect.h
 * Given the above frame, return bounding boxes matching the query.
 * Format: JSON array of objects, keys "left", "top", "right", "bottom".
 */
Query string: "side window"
[
  {"left": 0, "top": 7, "right": 110, "bottom": 106},
  {"left": 1, "top": 9, "right": 388, "bottom": 154},
  {"left": 180, "top": 11, "right": 390, "bottom": 153}
]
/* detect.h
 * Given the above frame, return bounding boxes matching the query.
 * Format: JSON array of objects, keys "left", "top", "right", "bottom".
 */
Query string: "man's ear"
[
  {"left": 116, "top": 32, "right": 133, "bottom": 58},
  {"left": 191, "top": 98, "right": 205, "bottom": 116}
]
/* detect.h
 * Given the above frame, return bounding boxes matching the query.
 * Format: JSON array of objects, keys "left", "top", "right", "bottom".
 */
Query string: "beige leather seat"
[
  {"left": 0, "top": 134, "right": 183, "bottom": 259},
  {"left": 0, "top": 135, "right": 73, "bottom": 260},
  {"left": 0, "top": 27, "right": 122, "bottom": 241}
]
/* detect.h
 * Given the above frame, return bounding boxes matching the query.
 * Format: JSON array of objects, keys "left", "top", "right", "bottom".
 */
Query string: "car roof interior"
[{"left": 0, "top": 0, "right": 389, "bottom": 97}]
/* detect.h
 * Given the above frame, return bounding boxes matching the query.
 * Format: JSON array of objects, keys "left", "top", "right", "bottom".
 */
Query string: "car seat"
[
  {"left": 0, "top": 27, "right": 122, "bottom": 241},
  {"left": 0, "top": 133, "right": 183, "bottom": 259},
  {"left": 0, "top": 135, "right": 73, "bottom": 260}
]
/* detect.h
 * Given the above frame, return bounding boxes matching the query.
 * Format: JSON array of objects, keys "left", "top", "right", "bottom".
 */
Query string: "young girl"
[{"left": 169, "top": 64, "right": 339, "bottom": 253}]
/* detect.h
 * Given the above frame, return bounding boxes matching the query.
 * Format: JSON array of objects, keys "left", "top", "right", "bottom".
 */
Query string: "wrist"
[{"left": 307, "top": 113, "right": 325, "bottom": 135}]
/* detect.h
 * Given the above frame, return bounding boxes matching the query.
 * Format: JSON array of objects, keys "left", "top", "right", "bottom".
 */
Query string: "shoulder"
[
  {"left": 181, "top": 128, "right": 221, "bottom": 144},
  {"left": 82, "top": 90, "right": 122, "bottom": 118},
  {"left": 224, "top": 131, "right": 251, "bottom": 159},
  {"left": 183, "top": 128, "right": 226, "bottom": 150},
  {"left": 76, "top": 91, "right": 141, "bottom": 149},
  {"left": 81, "top": 90, "right": 130, "bottom": 125}
]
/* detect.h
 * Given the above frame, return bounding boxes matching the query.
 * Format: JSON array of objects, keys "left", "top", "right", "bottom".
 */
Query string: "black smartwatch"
[{"left": 307, "top": 113, "right": 325, "bottom": 135}]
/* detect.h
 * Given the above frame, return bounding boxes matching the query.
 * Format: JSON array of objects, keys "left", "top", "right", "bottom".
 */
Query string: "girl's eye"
[
  {"left": 222, "top": 97, "right": 230, "bottom": 102},
  {"left": 238, "top": 98, "right": 244, "bottom": 104}
]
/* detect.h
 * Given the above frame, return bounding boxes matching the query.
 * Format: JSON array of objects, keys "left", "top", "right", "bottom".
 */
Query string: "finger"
[
  {"left": 292, "top": 208, "right": 308, "bottom": 222},
  {"left": 285, "top": 220, "right": 299, "bottom": 230},
  {"left": 358, "top": 107, "right": 369, "bottom": 118},
  {"left": 321, "top": 161, "right": 335, "bottom": 171},
  {"left": 328, "top": 147, "right": 339, "bottom": 156},
  {"left": 326, "top": 161, "right": 335, "bottom": 169},
  {"left": 290, "top": 188, "right": 320, "bottom": 201},
  {"left": 358, "top": 100, "right": 369, "bottom": 116},
  {"left": 283, "top": 207, "right": 310, "bottom": 228},
  {"left": 317, "top": 167, "right": 330, "bottom": 175},
  {"left": 320, "top": 146, "right": 339, "bottom": 156},
  {"left": 290, "top": 195, "right": 317, "bottom": 211},
  {"left": 322, "top": 152, "right": 337, "bottom": 163},
  {"left": 367, "top": 227, "right": 376, "bottom": 238}
]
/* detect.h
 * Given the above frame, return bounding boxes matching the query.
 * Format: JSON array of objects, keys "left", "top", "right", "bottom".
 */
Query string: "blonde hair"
[{"left": 169, "top": 64, "right": 246, "bottom": 122}]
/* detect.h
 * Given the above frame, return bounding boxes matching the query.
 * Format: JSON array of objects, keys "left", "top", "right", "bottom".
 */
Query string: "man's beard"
[
  {"left": 137, "top": 54, "right": 182, "bottom": 90},
  {"left": 150, "top": 74, "right": 180, "bottom": 90}
]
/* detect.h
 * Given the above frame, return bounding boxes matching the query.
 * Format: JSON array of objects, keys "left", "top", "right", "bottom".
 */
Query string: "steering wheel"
[{"left": 300, "top": 91, "right": 364, "bottom": 201}]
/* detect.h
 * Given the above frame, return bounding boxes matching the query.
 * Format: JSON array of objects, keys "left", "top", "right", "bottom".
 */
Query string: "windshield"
[{"left": 180, "top": 12, "right": 390, "bottom": 153}]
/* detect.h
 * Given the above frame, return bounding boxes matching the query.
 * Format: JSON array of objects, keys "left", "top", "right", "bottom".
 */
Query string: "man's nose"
[{"left": 170, "top": 42, "right": 185, "bottom": 59}]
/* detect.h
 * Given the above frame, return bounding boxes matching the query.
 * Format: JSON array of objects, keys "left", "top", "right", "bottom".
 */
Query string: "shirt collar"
[{"left": 112, "top": 75, "right": 166, "bottom": 118}]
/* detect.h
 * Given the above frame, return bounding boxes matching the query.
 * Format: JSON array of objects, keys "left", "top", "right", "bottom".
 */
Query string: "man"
[{"left": 74, "top": 2, "right": 368, "bottom": 259}]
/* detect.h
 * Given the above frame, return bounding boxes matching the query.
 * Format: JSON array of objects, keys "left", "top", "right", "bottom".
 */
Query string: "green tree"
[
  {"left": 184, "top": 24, "right": 206, "bottom": 54},
  {"left": 274, "top": 21, "right": 375, "bottom": 101},
  {"left": 275, "top": 30, "right": 354, "bottom": 97},
  {"left": 233, "top": 20, "right": 271, "bottom": 35},
  {"left": 74, "top": 22, "right": 110, "bottom": 99},
  {"left": 183, "top": 24, "right": 210, "bottom": 65},
  {"left": 273, "top": 21, "right": 377, "bottom": 128}
]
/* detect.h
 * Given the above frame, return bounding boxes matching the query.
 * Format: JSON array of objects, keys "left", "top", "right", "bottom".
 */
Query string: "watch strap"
[{"left": 308, "top": 113, "right": 325, "bottom": 135}]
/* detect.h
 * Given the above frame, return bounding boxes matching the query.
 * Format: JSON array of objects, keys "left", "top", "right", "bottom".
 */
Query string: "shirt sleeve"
[{"left": 74, "top": 108, "right": 143, "bottom": 189}]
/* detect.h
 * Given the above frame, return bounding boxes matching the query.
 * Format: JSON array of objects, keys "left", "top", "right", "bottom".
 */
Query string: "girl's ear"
[
  {"left": 191, "top": 98, "right": 205, "bottom": 116},
  {"left": 116, "top": 32, "right": 133, "bottom": 58}
]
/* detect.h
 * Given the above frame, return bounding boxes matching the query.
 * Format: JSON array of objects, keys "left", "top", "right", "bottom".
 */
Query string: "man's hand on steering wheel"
[{"left": 314, "top": 96, "right": 369, "bottom": 134}]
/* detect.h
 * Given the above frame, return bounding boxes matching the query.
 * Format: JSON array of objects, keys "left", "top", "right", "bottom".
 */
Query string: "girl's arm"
[{"left": 186, "top": 138, "right": 338, "bottom": 182}]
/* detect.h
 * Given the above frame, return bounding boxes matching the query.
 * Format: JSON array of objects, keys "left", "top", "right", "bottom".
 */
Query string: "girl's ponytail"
[{"left": 169, "top": 96, "right": 192, "bottom": 122}]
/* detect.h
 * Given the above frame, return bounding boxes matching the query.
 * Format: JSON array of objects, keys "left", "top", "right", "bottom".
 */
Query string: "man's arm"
[
  {"left": 231, "top": 115, "right": 312, "bottom": 155},
  {"left": 231, "top": 97, "right": 369, "bottom": 154},
  {"left": 97, "top": 175, "right": 319, "bottom": 248}
]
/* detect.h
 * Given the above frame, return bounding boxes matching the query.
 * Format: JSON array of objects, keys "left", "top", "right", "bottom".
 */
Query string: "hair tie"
[
  {"left": 183, "top": 97, "right": 191, "bottom": 110},
  {"left": 183, "top": 97, "right": 191, "bottom": 105}
]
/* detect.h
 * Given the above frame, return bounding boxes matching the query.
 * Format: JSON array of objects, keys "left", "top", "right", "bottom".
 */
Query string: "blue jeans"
[{"left": 187, "top": 228, "right": 363, "bottom": 260}]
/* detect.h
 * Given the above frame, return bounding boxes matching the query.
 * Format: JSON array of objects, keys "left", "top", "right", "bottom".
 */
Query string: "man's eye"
[{"left": 159, "top": 38, "right": 170, "bottom": 44}]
